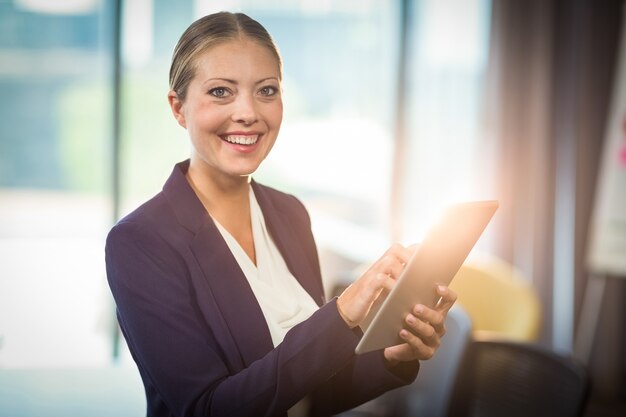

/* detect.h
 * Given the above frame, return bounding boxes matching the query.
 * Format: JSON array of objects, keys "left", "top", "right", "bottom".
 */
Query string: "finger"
[
  {"left": 367, "top": 244, "right": 413, "bottom": 281},
  {"left": 434, "top": 285, "right": 457, "bottom": 312},
  {"left": 355, "top": 273, "right": 391, "bottom": 308},
  {"left": 369, "top": 253, "right": 406, "bottom": 280},
  {"left": 337, "top": 274, "right": 389, "bottom": 327},
  {"left": 374, "top": 272, "right": 396, "bottom": 293},
  {"left": 413, "top": 304, "right": 447, "bottom": 337},
  {"left": 382, "top": 259, "right": 405, "bottom": 280},
  {"left": 383, "top": 243, "right": 413, "bottom": 265},
  {"left": 399, "top": 328, "right": 436, "bottom": 360},
  {"left": 384, "top": 342, "right": 424, "bottom": 363},
  {"left": 358, "top": 272, "right": 395, "bottom": 312},
  {"left": 406, "top": 314, "right": 441, "bottom": 347}
]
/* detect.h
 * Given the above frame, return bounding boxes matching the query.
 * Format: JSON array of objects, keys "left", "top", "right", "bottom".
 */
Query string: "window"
[
  {"left": 0, "top": 0, "right": 492, "bottom": 366},
  {"left": 0, "top": 0, "right": 114, "bottom": 366},
  {"left": 399, "top": 0, "right": 493, "bottom": 243}
]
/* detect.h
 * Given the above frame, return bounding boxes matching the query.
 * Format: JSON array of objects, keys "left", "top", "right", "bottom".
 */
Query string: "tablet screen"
[{"left": 355, "top": 200, "right": 498, "bottom": 354}]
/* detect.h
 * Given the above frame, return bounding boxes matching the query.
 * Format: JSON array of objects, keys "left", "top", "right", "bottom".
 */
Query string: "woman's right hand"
[{"left": 336, "top": 244, "right": 414, "bottom": 328}]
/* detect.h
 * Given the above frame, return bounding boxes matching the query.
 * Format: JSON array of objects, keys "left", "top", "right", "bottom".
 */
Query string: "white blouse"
[{"left": 212, "top": 187, "right": 320, "bottom": 347}]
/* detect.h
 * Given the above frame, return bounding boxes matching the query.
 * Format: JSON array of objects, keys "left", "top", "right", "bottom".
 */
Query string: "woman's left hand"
[{"left": 383, "top": 285, "right": 458, "bottom": 365}]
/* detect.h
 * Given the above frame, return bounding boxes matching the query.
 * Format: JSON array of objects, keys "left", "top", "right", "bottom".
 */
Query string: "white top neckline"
[{"left": 212, "top": 187, "right": 319, "bottom": 347}]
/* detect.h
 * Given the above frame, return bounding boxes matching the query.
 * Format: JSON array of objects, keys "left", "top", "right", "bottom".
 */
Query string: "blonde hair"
[{"left": 169, "top": 11, "right": 282, "bottom": 101}]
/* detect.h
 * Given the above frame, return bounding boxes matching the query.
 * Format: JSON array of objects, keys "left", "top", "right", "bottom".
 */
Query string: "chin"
[
  {"left": 229, "top": 166, "right": 260, "bottom": 178},
  {"left": 230, "top": 160, "right": 265, "bottom": 177}
]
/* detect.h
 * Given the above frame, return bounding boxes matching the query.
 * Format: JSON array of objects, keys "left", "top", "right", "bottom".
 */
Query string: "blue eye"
[
  {"left": 259, "top": 86, "right": 277, "bottom": 96},
  {"left": 209, "top": 87, "right": 230, "bottom": 98}
]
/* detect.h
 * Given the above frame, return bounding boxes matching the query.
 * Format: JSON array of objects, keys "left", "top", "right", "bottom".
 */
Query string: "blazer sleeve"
[
  {"left": 275, "top": 191, "right": 421, "bottom": 414},
  {"left": 310, "top": 347, "right": 419, "bottom": 415}
]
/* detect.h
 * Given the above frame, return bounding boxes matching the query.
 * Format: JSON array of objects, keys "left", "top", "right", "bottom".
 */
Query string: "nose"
[{"left": 232, "top": 94, "right": 258, "bottom": 125}]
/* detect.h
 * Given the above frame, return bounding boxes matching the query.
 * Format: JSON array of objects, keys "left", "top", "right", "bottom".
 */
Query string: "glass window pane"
[
  {"left": 400, "top": 0, "right": 493, "bottom": 245},
  {"left": 0, "top": 0, "right": 114, "bottom": 367}
]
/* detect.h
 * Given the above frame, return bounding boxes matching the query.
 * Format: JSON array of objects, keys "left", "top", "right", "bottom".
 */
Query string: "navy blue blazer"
[{"left": 105, "top": 160, "right": 419, "bottom": 417}]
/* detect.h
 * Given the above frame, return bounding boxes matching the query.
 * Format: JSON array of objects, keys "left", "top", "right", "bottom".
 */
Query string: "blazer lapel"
[
  {"left": 163, "top": 161, "right": 274, "bottom": 367},
  {"left": 190, "top": 222, "right": 275, "bottom": 366}
]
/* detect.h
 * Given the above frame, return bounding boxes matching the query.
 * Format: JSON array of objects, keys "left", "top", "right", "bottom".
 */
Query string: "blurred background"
[{"left": 0, "top": 0, "right": 624, "bottom": 416}]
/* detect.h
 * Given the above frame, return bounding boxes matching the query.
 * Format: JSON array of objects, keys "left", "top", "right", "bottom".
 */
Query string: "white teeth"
[{"left": 224, "top": 135, "right": 259, "bottom": 145}]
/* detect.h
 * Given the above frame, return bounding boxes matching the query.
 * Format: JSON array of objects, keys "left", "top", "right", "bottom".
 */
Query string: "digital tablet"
[{"left": 355, "top": 200, "right": 498, "bottom": 355}]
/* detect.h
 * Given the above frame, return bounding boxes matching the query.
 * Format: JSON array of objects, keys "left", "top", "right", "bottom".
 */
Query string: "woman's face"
[{"left": 169, "top": 38, "right": 283, "bottom": 181}]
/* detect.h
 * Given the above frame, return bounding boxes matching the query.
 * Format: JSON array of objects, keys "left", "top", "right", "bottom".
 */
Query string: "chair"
[
  {"left": 449, "top": 255, "right": 542, "bottom": 341},
  {"left": 385, "top": 305, "right": 473, "bottom": 417},
  {"left": 446, "top": 339, "right": 590, "bottom": 417},
  {"left": 340, "top": 305, "right": 473, "bottom": 417}
]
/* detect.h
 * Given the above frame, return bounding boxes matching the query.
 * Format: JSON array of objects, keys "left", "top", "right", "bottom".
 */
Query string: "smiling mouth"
[{"left": 222, "top": 135, "right": 259, "bottom": 146}]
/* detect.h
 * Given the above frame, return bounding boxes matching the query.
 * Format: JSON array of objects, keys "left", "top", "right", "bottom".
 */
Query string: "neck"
[{"left": 185, "top": 162, "right": 251, "bottom": 215}]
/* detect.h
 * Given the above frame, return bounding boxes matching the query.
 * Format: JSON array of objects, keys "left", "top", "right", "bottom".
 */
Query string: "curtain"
[{"left": 484, "top": 0, "right": 624, "bottom": 397}]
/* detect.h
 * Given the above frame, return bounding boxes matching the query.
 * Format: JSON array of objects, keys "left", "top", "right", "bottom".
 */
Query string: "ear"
[{"left": 168, "top": 90, "right": 187, "bottom": 128}]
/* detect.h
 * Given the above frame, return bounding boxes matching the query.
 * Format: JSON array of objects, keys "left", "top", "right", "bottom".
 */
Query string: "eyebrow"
[
  {"left": 202, "top": 77, "right": 280, "bottom": 86},
  {"left": 255, "top": 77, "right": 280, "bottom": 85},
  {"left": 202, "top": 77, "right": 236, "bottom": 86}
]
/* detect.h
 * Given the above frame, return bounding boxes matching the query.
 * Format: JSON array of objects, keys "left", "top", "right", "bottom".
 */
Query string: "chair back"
[
  {"left": 373, "top": 305, "right": 473, "bottom": 417},
  {"left": 450, "top": 256, "right": 542, "bottom": 341},
  {"left": 446, "top": 340, "right": 590, "bottom": 417}
]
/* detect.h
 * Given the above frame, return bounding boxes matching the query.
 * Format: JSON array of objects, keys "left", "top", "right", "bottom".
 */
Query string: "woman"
[{"left": 105, "top": 11, "right": 456, "bottom": 417}]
